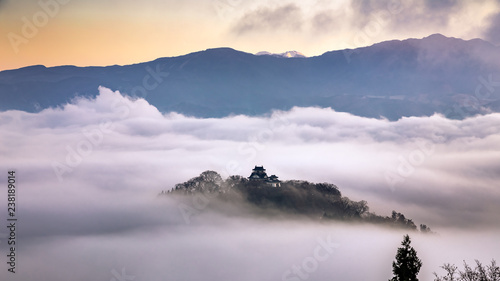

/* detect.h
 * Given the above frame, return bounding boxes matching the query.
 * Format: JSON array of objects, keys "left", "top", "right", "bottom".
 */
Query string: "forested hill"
[{"left": 160, "top": 170, "right": 432, "bottom": 232}]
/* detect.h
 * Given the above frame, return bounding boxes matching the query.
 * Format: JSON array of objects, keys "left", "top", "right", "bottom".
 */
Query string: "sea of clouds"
[{"left": 0, "top": 87, "right": 499, "bottom": 281}]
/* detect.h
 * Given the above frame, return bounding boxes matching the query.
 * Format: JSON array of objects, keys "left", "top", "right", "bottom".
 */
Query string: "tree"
[
  {"left": 433, "top": 259, "right": 499, "bottom": 281},
  {"left": 390, "top": 234, "right": 422, "bottom": 281},
  {"left": 420, "top": 224, "right": 431, "bottom": 233}
]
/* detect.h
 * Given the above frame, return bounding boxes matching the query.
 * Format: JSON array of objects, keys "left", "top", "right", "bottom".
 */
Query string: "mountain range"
[{"left": 1, "top": 34, "right": 500, "bottom": 120}]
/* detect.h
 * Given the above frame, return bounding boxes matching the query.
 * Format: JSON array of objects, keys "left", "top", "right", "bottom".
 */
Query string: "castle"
[{"left": 248, "top": 166, "right": 281, "bottom": 187}]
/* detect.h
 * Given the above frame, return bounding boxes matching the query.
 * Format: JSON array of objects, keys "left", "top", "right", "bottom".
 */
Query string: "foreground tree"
[
  {"left": 433, "top": 259, "right": 499, "bottom": 281},
  {"left": 390, "top": 235, "right": 422, "bottom": 281}
]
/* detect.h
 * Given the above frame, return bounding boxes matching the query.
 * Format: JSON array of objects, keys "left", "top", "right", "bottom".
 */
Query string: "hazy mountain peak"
[
  {"left": 256, "top": 50, "right": 306, "bottom": 58},
  {"left": 417, "top": 33, "right": 496, "bottom": 48},
  {"left": 423, "top": 33, "right": 448, "bottom": 40}
]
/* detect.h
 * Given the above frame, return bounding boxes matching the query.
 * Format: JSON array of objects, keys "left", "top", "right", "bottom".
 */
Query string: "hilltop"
[{"left": 161, "top": 167, "right": 433, "bottom": 232}]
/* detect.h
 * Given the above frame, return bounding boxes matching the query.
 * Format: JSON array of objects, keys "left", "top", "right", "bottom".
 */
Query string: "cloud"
[
  {"left": 2, "top": 87, "right": 500, "bottom": 229},
  {"left": 349, "top": 0, "right": 467, "bottom": 33},
  {"left": 424, "top": 0, "right": 462, "bottom": 10},
  {"left": 232, "top": 3, "right": 303, "bottom": 34},
  {"left": 1, "top": 87, "right": 500, "bottom": 280},
  {"left": 484, "top": 12, "right": 500, "bottom": 45},
  {"left": 311, "top": 10, "right": 338, "bottom": 33}
]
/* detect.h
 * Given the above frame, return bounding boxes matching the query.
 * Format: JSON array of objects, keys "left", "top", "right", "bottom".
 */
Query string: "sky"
[
  {"left": 0, "top": 88, "right": 499, "bottom": 280},
  {"left": 1, "top": 0, "right": 500, "bottom": 71}
]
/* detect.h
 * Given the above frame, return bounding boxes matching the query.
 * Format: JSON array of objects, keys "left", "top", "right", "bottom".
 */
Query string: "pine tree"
[{"left": 390, "top": 234, "right": 422, "bottom": 281}]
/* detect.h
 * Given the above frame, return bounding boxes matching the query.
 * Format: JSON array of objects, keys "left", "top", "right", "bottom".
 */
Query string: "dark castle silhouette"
[{"left": 248, "top": 166, "right": 281, "bottom": 187}]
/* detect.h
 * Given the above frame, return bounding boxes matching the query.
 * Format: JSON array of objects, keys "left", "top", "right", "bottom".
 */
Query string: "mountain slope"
[{"left": 1, "top": 34, "right": 499, "bottom": 120}]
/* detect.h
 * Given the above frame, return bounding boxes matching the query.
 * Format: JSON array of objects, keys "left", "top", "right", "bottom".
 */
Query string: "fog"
[{"left": 0, "top": 87, "right": 499, "bottom": 280}]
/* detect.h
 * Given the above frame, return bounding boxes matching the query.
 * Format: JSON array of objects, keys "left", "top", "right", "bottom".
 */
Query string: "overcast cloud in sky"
[
  {"left": 1, "top": 0, "right": 500, "bottom": 70},
  {"left": 0, "top": 88, "right": 499, "bottom": 280}
]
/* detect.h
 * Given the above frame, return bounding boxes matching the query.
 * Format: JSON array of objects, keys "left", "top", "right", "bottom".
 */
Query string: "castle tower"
[
  {"left": 248, "top": 165, "right": 268, "bottom": 180},
  {"left": 248, "top": 166, "right": 281, "bottom": 187},
  {"left": 268, "top": 175, "right": 281, "bottom": 187}
]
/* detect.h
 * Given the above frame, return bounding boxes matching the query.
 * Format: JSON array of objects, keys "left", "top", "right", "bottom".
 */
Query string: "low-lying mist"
[
  {"left": 2, "top": 194, "right": 499, "bottom": 281},
  {"left": 0, "top": 87, "right": 499, "bottom": 280}
]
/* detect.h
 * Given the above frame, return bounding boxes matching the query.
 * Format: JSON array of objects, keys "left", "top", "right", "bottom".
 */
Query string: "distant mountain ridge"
[
  {"left": 1, "top": 34, "right": 499, "bottom": 120},
  {"left": 255, "top": 50, "right": 307, "bottom": 58}
]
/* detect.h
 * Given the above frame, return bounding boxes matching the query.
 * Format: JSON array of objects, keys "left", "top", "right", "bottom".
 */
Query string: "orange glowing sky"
[{"left": 1, "top": 0, "right": 499, "bottom": 71}]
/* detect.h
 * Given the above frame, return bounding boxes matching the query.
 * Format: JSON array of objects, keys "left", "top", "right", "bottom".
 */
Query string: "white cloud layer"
[
  {"left": 0, "top": 87, "right": 499, "bottom": 280},
  {"left": 227, "top": 0, "right": 500, "bottom": 53}
]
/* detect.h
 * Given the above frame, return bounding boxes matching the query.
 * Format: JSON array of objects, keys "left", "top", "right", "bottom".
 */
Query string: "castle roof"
[
  {"left": 253, "top": 166, "right": 265, "bottom": 171},
  {"left": 248, "top": 166, "right": 281, "bottom": 186}
]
